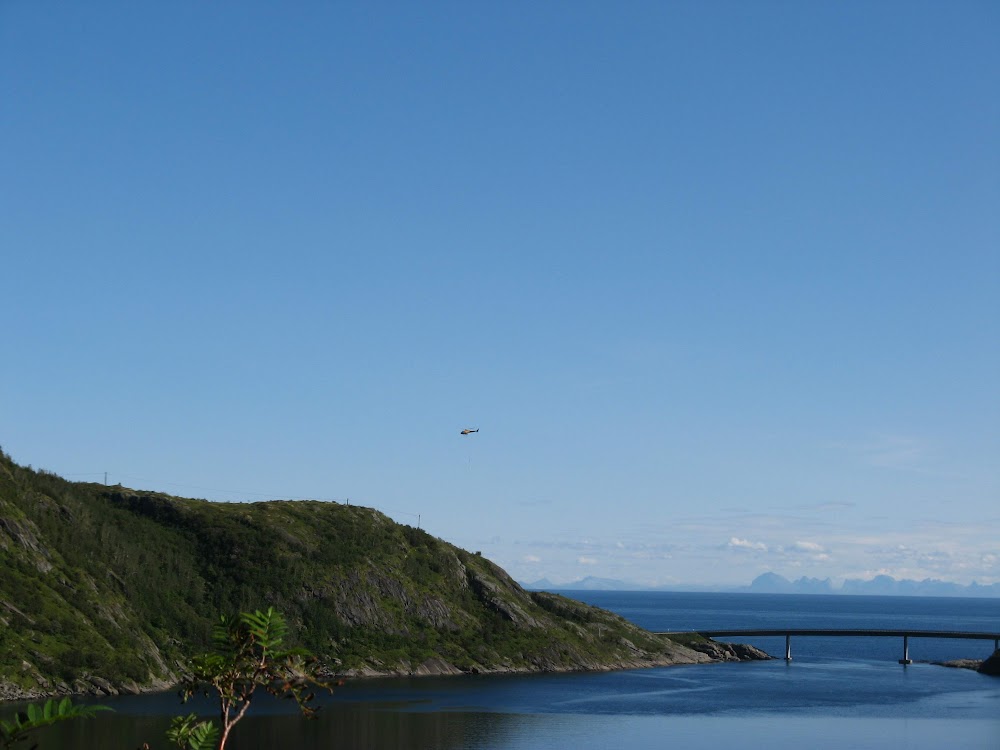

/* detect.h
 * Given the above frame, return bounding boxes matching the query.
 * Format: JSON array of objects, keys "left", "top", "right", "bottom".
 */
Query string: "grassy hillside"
[{"left": 0, "top": 449, "right": 713, "bottom": 699}]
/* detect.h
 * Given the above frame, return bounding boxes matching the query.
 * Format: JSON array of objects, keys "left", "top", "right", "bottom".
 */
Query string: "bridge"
[{"left": 658, "top": 629, "right": 1000, "bottom": 664}]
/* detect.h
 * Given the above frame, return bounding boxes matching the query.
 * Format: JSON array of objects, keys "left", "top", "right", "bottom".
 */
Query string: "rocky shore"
[
  {"left": 1, "top": 638, "right": 771, "bottom": 702},
  {"left": 0, "top": 674, "right": 176, "bottom": 703},
  {"left": 935, "top": 649, "right": 1000, "bottom": 676},
  {"left": 339, "top": 638, "right": 772, "bottom": 679}
]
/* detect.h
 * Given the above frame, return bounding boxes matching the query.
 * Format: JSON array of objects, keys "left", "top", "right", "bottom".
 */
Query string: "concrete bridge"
[{"left": 658, "top": 629, "right": 1000, "bottom": 664}]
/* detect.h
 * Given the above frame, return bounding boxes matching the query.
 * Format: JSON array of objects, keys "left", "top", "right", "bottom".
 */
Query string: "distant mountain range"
[
  {"left": 522, "top": 576, "right": 729, "bottom": 593},
  {"left": 522, "top": 572, "right": 1000, "bottom": 598}
]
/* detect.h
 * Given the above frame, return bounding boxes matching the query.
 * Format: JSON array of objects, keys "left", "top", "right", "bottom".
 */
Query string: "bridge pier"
[
  {"left": 785, "top": 634, "right": 791, "bottom": 661},
  {"left": 899, "top": 635, "right": 912, "bottom": 665}
]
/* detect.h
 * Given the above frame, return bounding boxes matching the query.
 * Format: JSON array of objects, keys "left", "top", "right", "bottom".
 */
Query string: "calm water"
[{"left": 17, "top": 593, "right": 1000, "bottom": 749}]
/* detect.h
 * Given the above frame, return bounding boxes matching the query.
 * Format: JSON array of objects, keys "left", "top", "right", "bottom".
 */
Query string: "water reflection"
[
  {"left": 31, "top": 704, "right": 536, "bottom": 750},
  {"left": 19, "top": 661, "right": 1000, "bottom": 749},
  {"left": 28, "top": 707, "right": 1000, "bottom": 750}
]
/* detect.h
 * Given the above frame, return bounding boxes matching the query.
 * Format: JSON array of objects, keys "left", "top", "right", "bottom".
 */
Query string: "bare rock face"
[
  {"left": 978, "top": 649, "right": 1000, "bottom": 676},
  {"left": 728, "top": 643, "right": 773, "bottom": 661},
  {"left": 690, "top": 641, "right": 773, "bottom": 662},
  {"left": 410, "top": 657, "right": 464, "bottom": 676},
  {"left": 466, "top": 565, "right": 541, "bottom": 628},
  {"left": 0, "top": 516, "right": 53, "bottom": 572}
]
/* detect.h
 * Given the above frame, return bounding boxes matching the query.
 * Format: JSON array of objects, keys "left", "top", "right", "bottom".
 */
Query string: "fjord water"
[
  {"left": 572, "top": 590, "right": 1000, "bottom": 663},
  {"left": 29, "top": 593, "right": 1000, "bottom": 749}
]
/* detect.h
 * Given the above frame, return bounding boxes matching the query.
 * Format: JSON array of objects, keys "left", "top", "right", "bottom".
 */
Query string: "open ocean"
[{"left": 20, "top": 592, "right": 1000, "bottom": 749}]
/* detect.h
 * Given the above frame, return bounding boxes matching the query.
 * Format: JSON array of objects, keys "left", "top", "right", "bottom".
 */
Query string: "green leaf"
[
  {"left": 166, "top": 714, "right": 220, "bottom": 750},
  {"left": 187, "top": 720, "right": 220, "bottom": 750},
  {"left": 240, "top": 608, "right": 288, "bottom": 650},
  {"left": 0, "top": 699, "right": 112, "bottom": 749}
]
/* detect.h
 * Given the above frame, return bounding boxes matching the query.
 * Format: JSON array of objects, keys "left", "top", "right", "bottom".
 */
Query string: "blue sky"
[{"left": 2, "top": 1, "right": 997, "bottom": 587}]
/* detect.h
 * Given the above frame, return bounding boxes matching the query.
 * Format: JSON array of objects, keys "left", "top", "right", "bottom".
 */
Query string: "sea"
[{"left": 16, "top": 592, "right": 1000, "bottom": 749}]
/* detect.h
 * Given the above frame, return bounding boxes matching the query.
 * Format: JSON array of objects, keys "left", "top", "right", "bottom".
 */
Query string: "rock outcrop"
[
  {"left": 936, "top": 659, "right": 983, "bottom": 671},
  {"left": 690, "top": 641, "right": 773, "bottom": 662},
  {"left": 978, "top": 649, "right": 1000, "bottom": 676}
]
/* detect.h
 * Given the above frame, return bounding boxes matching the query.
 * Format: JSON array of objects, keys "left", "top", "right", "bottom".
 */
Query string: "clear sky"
[{"left": 2, "top": 1, "right": 997, "bottom": 587}]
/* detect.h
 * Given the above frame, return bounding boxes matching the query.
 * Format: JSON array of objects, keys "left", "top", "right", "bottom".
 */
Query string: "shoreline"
[{"left": 0, "top": 638, "right": 770, "bottom": 704}]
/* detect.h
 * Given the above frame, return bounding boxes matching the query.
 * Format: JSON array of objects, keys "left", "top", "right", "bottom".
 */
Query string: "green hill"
[{"left": 0, "top": 449, "right": 738, "bottom": 701}]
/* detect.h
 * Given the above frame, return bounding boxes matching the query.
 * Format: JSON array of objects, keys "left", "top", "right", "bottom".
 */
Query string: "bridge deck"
[
  {"left": 656, "top": 629, "right": 999, "bottom": 663},
  {"left": 676, "top": 629, "right": 1000, "bottom": 640}
]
